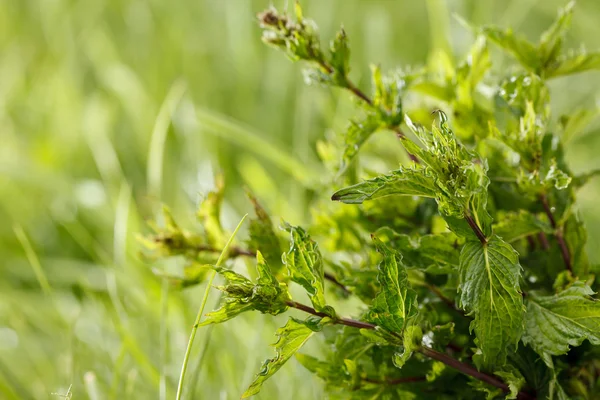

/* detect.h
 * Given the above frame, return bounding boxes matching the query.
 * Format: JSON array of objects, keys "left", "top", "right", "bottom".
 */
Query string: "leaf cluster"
[{"left": 142, "top": 2, "right": 600, "bottom": 399}]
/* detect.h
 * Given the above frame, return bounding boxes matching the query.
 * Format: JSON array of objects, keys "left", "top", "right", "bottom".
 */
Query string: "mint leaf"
[
  {"left": 367, "top": 237, "right": 418, "bottom": 333},
  {"left": 523, "top": 281, "right": 600, "bottom": 358},
  {"left": 459, "top": 236, "right": 524, "bottom": 367},
  {"left": 371, "top": 65, "right": 404, "bottom": 126},
  {"left": 295, "top": 353, "right": 346, "bottom": 382},
  {"left": 559, "top": 108, "right": 600, "bottom": 144},
  {"left": 538, "top": 1, "right": 574, "bottom": 67},
  {"left": 377, "top": 229, "right": 460, "bottom": 273},
  {"left": 331, "top": 167, "right": 436, "bottom": 204},
  {"left": 546, "top": 51, "right": 600, "bottom": 78},
  {"left": 200, "top": 252, "right": 290, "bottom": 326},
  {"left": 283, "top": 224, "right": 333, "bottom": 315},
  {"left": 197, "top": 176, "right": 226, "bottom": 247},
  {"left": 493, "top": 211, "right": 552, "bottom": 243},
  {"left": 392, "top": 325, "right": 423, "bottom": 369},
  {"left": 430, "top": 322, "right": 455, "bottom": 352},
  {"left": 564, "top": 214, "right": 591, "bottom": 276},
  {"left": 494, "top": 366, "right": 525, "bottom": 400},
  {"left": 481, "top": 27, "right": 539, "bottom": 72},
  {"left": 330, "top": 28, "right": 350, "bottom": 85},
  {"left": 199, "top": 300, "right": 255, "bottom": 326},
  {"left": 340, "top": 114, "right": 381, "bottom": 171},
  {"left": 242, "top": 318, "right": 319, "bottom": 398},
  {"left": 247, "top": 193, "right": 284, "bottom": 274},
  {"left": 456, "top": 36, "right": 491, "bottom": 106}
]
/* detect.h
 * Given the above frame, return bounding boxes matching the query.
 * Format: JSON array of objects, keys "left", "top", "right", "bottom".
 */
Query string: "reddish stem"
[
  {"left": 540, "top": 194, "right": 572, "bottom": 273},
  {"left": 286, "top": 300, "right": 535, "bottom": 400},
  {"left": 324, "top": 272, "right": 351, "bottom": 295},
  {"left": 465, "top": 214, "right": 487, "bottom": 245}
]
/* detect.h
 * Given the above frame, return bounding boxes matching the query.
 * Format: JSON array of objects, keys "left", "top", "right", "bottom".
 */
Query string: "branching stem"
[
  {"left": 363, "top": 376, "right": 426, "bottom": 385},
  {"left": 286, "top": 300, "right": 376, "bottom": 330},
  {"left": 195, "top": 244, "right": 255, "bottom": 258},
  {"left": 540, "top": 194, "right": 572, "bottom": 272},
  {"left": 323, "top": 272, "right": 351, "bottom": 295},
  {"left": 285, "top": 300, "right": 534, "bottom": 400},
  {"left": 424, "top": 283, "right": 464, "bottom": 316},
  {"left": 465, "top": 214, "right": 487, "bottom": 245},
  {"left": 316, "top": 60, "right": 419, "bottom": 162}
]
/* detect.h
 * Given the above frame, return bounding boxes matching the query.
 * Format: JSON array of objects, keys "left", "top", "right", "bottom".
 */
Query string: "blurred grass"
[{"left": 1, "top": 0, "right": 599, "bottom": 399}]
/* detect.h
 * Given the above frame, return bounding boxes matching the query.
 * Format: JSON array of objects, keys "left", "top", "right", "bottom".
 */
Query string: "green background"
[{"left": 1, "top": 0, "right": 599, "bottom": 398}]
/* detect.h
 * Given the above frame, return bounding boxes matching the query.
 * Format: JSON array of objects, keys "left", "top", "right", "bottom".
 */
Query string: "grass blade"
[{"left": 175, "top": 214, "right": 248, "bottom": 400}]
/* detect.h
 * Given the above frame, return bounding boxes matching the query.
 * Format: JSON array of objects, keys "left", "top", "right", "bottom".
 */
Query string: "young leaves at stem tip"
[
  {"left": 482, "top": 1, "right": 600, "bottom": 78},
  {"left": 199, "top": 252, "right": 290, "bottom": 326}
]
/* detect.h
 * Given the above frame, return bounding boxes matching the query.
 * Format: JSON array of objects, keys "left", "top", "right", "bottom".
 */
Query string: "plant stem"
[
  {"left": 363, "top": 376, "right": 426, "bottom": 385},
  {"left": 317, "top": 59, "right": 419, "bottom": 162},
  {"left": 324, "top": 272, "right": 351, "bottom": 295},
  {"left": 537, "top": 232, "right": 550, "bottom": 250},
  {"left": 285, "top": 300, "right": 376, "bottom": 330},
  {"left": 540, "top": 194, "right": 572, "bottom": 273},
  {"left": 346, "top": 80, "right": 373, "bottom": 106},
  {"left": 418, "top": 346, "right": 504, "bottom": 387},
  {"left": 175, "top": 215, "right": 248, "bottom": 400},
  {"left": 424, "top": 283, "right": 464, "bottom": 316},
  {"left": 285, "top": 300, "right": 534, "bottom": 400},
  {"left": 195, "top": 244, "right": 255, "bottom": 258},
  {"left": 465, "top": 214, "right": 487, "bottom": 245}
]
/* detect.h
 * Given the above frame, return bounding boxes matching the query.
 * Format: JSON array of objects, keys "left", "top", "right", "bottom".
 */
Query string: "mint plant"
[{"left": 142, "top": 2, "right": 600, "bottom": 399}]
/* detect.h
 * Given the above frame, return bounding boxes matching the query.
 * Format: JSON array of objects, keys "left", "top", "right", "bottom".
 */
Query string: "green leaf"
[
  {"left": 497, "top": 73, "right": 549, "bottom": 117},
  {"left": 459, "top": 236, "right": 524, "bottom": 368},
  {"left": 509, "top": 346, "right": 568, "bottom": 400},
  {"left": 359, "top": 327, "right": 401, "bottom": 346},
  {"left": 426, "top": 361, "right": 446, "bottom": 382},
  {"left": 546, "top": 51, "right": 600, "bottom": 78},
  {"left": 247, "top": 192, "right": 284, "bottom": 274},
  {"left": 331, "top": 167, "right": 437, "bottom": 204},
  {"left": 283, "top": 224, "right": 333, "bottom": 315},
  {"left": 430, "top": 322, "right": 455, "bottom": 352},
  {"left": 572, "top": 168, "right": 600, "bottom": 189},
  {"left": 493, "top": 211, "right": 552, "bottom": 243},
  {"left": 295, "top": 353, "right": 346, "bottom": 383},
  {"left": 339, "top": 113, "right": 381, "bottom": 171},
  {"left": 470, "top": 380, "right": 504, "bottom": 400},
  {"left": 242, "top": 318, "right": 318, "bottom": 398},
  {"left": 559, "top": 108, "right": 600, "bottom": 144},
  {"left": 392, "top": 325, "right": 423, "bottom": 369},
  {"left": 523, "top": 281, "right": 600, "bottom": 358},
  {"left": 456, "top": 36, "right": 491, "bottom": 108},
  {"left": 197, "top": 176, "right": 226, "bottom": 247},
  {"left": 367, "top": 237, "right": 418, "bottom": 333},
  {"left": 544, "top": 160, "right": 571, "bottom": 190},
  {"left": 377, "top": 229, "right": 460, "bottom": 273},
  {"left": 330, "top": 28, "right": 351, "bottom": 84},
  {"left": 403, "top": 112, "right": 493, "bottom": 233},
  {"left": 200, "top": 252, "right": 290, "bottom": 326},
  {"left": 538, "top": 1, "right": 575, "bottom": 67},
  {"left": 564, "top": 213, "right": 591, "bottom": 277},
  {"left": 463, "top": 36, "right": 491, "bottom": 87},
  {"left": 410, "top": 81, "right": 454, "bottom": 102},
  {"left": 257, "top": 5, "right": 325, "bottom": 64},
  {"left": 481, "top": 26, "right": 539, "bottom": 72},
  {"left": 199, "top": 301, "right": 255, "bottom": 327},
  {"left": 494, "top": 366, "right": 525, "bottom": 400},
  {"left": 371, "top": 65, "right": 404, "bottom": 126}
]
